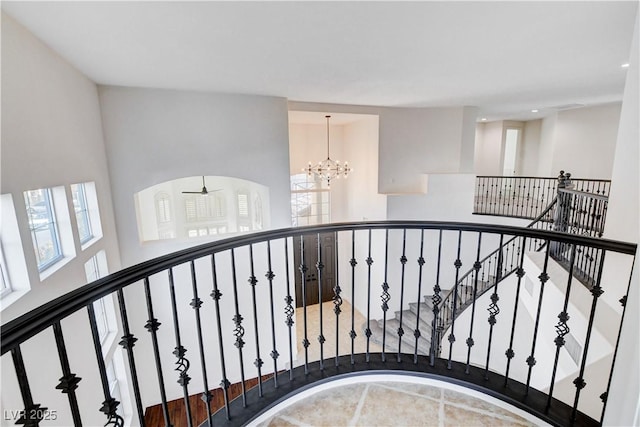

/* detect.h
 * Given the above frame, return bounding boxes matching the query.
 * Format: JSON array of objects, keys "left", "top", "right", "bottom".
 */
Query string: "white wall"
[
  {"left": 1, "top": 12, "right": 123, "bottom": 426},
  {"left": 474, "top": 121, "right": 503, "bottom": 175},
  {"left": 378, "top": 107, "right": 476, "bottom": 193},
  {"left": 519, "top": 120, "right": 542, "bottom": 176},
  {"left": 537, "top": 113, "right": 558, "bottom": 177},
  {"left": 0, "top": 13, "right": 122, "bottom": 320},
  {"left": 342, "top": 117, "right": 386, "bottom": 221},
  {"left": 289, "top": 115, "right": 385, "bottom": 223},
  {"left": 98, "top": 86, "right": 292, "bottom": 267},
  {"left": 288, "top": 102, "right": 477, "bottom": 195},
  {"left": 538, "top": 104, "right": 622, "bottom": 179},
  {"left": 475, "top": 120, "right": 539, "bottom": 176},
  {"left": 97, "top": 87, "right": 293, "bottom": 407},
  {"left": 602, "top": 10, "right": 640, "bottom": 426}
]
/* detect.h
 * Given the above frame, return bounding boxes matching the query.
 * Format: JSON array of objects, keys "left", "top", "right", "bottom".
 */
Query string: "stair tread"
[
  {"left": 377, "top": 318, "right": 431, "bottom": 353},
  {"left": 366, "top": 320, "right": 430, "bottom": 356},
  {"left": 402, "top": 305, "right": 434, "bottom": 327}
]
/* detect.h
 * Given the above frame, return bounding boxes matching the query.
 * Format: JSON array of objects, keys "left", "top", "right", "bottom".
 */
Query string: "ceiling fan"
[{"left": 181, "top": 176, "right": 222, "bottom": 196}]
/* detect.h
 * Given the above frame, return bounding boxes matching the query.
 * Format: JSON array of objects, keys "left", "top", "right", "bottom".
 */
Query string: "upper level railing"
[
  {"left": 474, "top": 172, "right": 611, "bottom": 220},
  {"left": 1, "top": 222, "right": 635, "bottom": 427}
]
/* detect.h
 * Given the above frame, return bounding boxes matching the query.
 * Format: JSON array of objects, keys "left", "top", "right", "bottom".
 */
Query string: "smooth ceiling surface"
[{"left": 2, "top": 1, "right": 637, "bottom": 120}]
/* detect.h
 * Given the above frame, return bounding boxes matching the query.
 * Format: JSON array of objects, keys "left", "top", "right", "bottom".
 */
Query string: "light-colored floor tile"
[
  {"left": 376, "top": 381, "right": 442, "bottom": 400},
  {"left": 443, "top": 388, "right": 532, "bottom": 424},
  {"left": 444, "top": 403, "right": 533, "bottom": 427},
  {"left": 356, "top": 383, "right": 441, "bottom": 426},
  {"left": 295, "top": 301, "right": 381, "bottom": 365},
  {"left": 274, "top": 383, "right": 367, "bottom": 426},
  {"left": 257, "top": 378, "right": 544, "bottom": 427}
]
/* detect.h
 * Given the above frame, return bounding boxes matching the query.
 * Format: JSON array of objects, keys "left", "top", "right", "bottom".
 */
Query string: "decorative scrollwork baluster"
[{"left": 546, "top": 245, "right": 577, "bottom": 413}]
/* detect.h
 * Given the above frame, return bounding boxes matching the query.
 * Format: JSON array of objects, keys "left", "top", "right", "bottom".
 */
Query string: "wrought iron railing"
[
  {"left": 474, "top": 172, "right": 610, "bottom": 220},
  {"left": 437, "top": 198, "right": 558, "bottom": 344},
  {"left": 0, "top": 222, "right": 635, "bottom": 427}
]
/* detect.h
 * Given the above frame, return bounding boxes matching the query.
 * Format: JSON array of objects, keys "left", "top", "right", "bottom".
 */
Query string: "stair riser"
[{"left": 376, "top": 319, "right": 431, "bottom": 353}]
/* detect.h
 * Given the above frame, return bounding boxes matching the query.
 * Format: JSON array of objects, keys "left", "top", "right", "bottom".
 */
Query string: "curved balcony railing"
[{"left": 1, "top": 221, "right": 636, "bottom": 427}]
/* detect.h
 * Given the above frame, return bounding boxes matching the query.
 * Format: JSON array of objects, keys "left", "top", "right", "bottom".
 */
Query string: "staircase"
[
  {"left": 367, "top": 295, "right": 435, "bottom": 356},
  {"left": 366, "top": 199, "right": 557, "bottom": 357},
  {"left": 366, "top": 173, "right": 611, "bottom": 357}
]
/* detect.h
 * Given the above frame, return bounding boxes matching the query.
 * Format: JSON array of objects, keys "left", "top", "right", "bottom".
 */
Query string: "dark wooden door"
[{"left": 293, "top": 233, "right": 336, "bottom": 308}]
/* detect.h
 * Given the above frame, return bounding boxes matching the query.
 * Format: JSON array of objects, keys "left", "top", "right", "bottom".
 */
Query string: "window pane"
[
  {"left": 185, "top": 198, "right": 197, "bottom": 222},
  {"left": 24, "top": 189, "right": 62, "bottom": 271},
  {"left": 71, "top": 184, "right": 93, "bottom": 244},
  {"left": 156, "top": 195, "right": 171, "bottom": 223},
  {"left": 237, "top": 194, "right": 249, "bottom": 217},
  {"left": 290, "top": 174, "right": 331, "bottom": 226}
]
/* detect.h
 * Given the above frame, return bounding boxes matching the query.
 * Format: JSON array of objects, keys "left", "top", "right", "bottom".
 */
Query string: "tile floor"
[
  {"left": 252, "top": 375, "right": 548, "bottom": 427},
  {"left": 294, "top": 301, "right": 382, "bottom": 366}
]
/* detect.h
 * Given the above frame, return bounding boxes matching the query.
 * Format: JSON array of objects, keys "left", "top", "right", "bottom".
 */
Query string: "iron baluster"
[
  {"left": 381, "top": 229, "right": 390, "bottom": 363},
  {"left": 229, "top": 250, "right": 247, "bottom": 407},
  {"left": 546, "top": 244, "right": 577, "bottom": 413},
  {"left": 209, "top": 254, "right": 230, "bottom": 420},
  {"left": 283, "top": 238, "right": 295, "bottom": 381},
  {"left": 188, "top": 260, "right": 213, "bottom": 426},
  {"left": 115, "top": 288, "right": 144, "bottom": 425},
  {"left": 265, "top": 240, "right": 279, "bottom": 388},
  {"left": 525, "top": 244, "right": 551, "bottom": 395},
  {"left": 298, "top": 236, "right": 310, "bottom": 373},
  {"left": 447, "top": 231, "right": 463, "bottom": 370},
  {"left": 465, "top": 233, "right": 482, "bottom": 374},
  {"left": 316, "top": 233, "right": 326, "bottom": 369},
  {"left": 414, "top": 229, "right": 426, "bottom": 364},
  {"left": 485, "top": 234, "right": 504, "bottom": 380},
  {"left": 430, "top": 230, "right": 444, "bottom": 366},
  {"left": 143, "top": 277, "right": 172, "bottom": 426},
  {"left": 349, "top": 230, "right": 357, "bottom": 365},
  {"left": 365, "top": 229, "right": 373, "bottom": 362},
  {"left": 571, "top": 254, "right": 606, "bottom": 424},
  {"left": 333, "top": 233, "right": 343, "bottom": 367},
  {"left": 87, "top": 304, "right": 124, "bottom": 427},
  {"left": 53, "top": 321, "right": 82, "bottom": 427},
  {"left": 397, "top": 229, "right": 408, "bottom": 362},
  {"left": 504, "top": 237, "right": 527, "bottom": 386},
  {"left": 11, "top": 345, "right": 50, "bottom": 427},
  {"left": 167, "top": 268, "right": 193, "bottom": 426},
  {"left": 247, "top": 245, "right": 264, "bottom": 396}
]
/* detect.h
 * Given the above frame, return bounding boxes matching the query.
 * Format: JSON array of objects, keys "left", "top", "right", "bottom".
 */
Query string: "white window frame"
[
  {"left": 237, "top": 192, "right": 249, "bottom": 218},
  {"left": 1, "top": 194, "right": 31, "bottom": 309},
  {"left": 85, "top": 251, "right": 115, "bottom": 346},
  {"left": 24, "top": 188, "right": 64, "bottom": 272},
  {"left": 155, "top": 192, "right": 172, "bottom": 224},
  {"left": 71, "top": 183, "right": 94, "bottom": 244},
  {"left": 0, "top": 246, "right": 11, "bottom": 298},
  {"left": 290, "top": 174, "right": 331, "bottom": 226}
]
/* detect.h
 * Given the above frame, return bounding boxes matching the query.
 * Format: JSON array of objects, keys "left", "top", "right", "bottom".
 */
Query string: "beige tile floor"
[
  {"left": 294, "top": 301, "right": 382, "bottom": 366},
  {"left": 253, "top": 376, "right": 547, "bottom": 427}
]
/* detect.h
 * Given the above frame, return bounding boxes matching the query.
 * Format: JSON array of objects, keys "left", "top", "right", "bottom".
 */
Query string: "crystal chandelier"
[{"left": 304, "top": 115, "right": 352, "bottom": 186}]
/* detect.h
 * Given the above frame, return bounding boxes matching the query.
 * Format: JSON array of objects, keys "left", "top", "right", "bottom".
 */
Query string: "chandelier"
[{"left": 304, "top": 115, "right": 352, "bottom": 186}]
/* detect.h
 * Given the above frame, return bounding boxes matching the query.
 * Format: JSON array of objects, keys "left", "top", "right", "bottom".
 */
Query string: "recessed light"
[
  {"left": 531, "top": 109, "right": 539, "bottom": 113},
  {"left": 621, "top": 63, "right": 630, "bottom": 68},
  {"left": 481, "top": 118, "right": 487, "bottom": 121}
]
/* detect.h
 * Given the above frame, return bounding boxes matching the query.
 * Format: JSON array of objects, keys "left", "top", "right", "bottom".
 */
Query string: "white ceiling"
[{"left": 2, "top": 1, "right": 637, "bottom": 122}]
